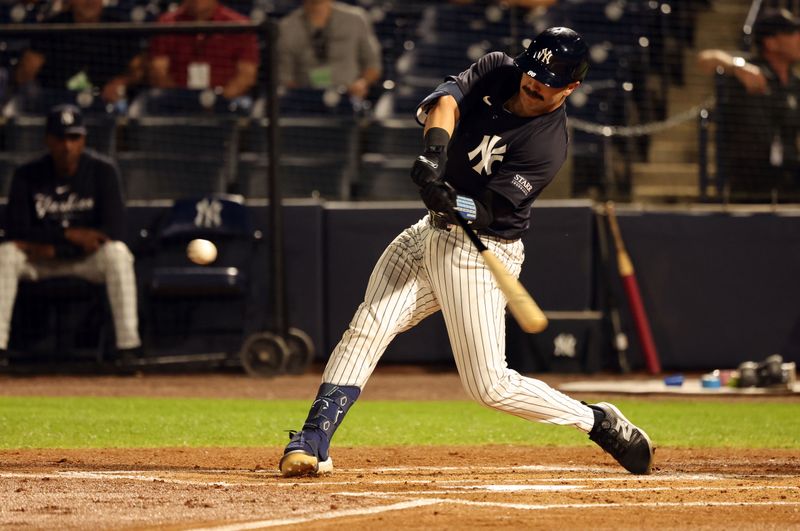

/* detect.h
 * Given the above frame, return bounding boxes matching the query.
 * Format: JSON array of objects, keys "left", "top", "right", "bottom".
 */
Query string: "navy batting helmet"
[{"left": 514, "top": 27, "right": 589, "bottom": 88}]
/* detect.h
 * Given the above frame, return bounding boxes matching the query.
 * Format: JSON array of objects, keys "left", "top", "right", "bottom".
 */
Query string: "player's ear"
[{"left": 563, "top": 81, "right": 581, "bottom": 97}]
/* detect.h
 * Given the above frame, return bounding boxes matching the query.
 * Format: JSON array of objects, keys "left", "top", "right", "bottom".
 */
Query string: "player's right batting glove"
[
  {"left": 410, "top": 127, "right": 450, "bottom": 188},
  {"left": 420, "top": 181, "right": 456, "bottom": 213}
]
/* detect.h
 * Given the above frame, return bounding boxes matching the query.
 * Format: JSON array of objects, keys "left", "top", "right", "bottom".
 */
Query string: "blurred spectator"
[
  {"left": 0, "top": 105, "right": 141, "bottom": 360},
  {"left": 14, "top": 0, "right": 145, "bottom": 103},
  {"left": 277, "top": 0, "right": 381, "bottom": 99},
  {"left": 697, "top": 8, "right": 800, "bottom": 201},
  {"left": 149, "top": 0, "right": 259, "bottom": 100}
]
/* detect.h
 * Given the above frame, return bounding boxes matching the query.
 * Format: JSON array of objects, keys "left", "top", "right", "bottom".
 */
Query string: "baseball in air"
[{"left": 187, "top": 238, "right": 218, "bottom": 265}]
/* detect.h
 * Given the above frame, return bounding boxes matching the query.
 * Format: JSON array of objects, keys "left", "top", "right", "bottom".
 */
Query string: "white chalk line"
[
  {"left": 186, "top": 498, "right": 441, "bottom": 531},
  {"left": 336, "top": 484, "right": 796, "bottom": 496},
  {"left": 184, "top": 498, "right": 800, "bottom": 531},
  {"left": 1, "top": 467, "right": 795, "bottom": 488},
  {"left": 4, "top": 467, "right": 797, "bottom": 530}
]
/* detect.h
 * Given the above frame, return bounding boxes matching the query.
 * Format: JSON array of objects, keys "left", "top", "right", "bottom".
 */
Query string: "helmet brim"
[{"left": 514, "top": 58, "right": 572, "bottom": 88}]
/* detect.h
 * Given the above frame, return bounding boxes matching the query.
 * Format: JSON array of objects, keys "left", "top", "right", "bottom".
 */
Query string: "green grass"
[{"left": 0, "top": 397, "right": 798, "bottom": 449}]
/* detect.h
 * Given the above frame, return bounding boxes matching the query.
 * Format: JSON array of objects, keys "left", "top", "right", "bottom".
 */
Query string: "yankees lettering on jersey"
[
  {"left": 34, "top": 193, "right": 95, "bottom": 220},
  {"left": 468, "top": 135, "right": 506, "bottom": 175}
]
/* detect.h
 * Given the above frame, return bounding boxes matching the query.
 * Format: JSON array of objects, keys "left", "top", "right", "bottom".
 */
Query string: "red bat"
[{"left": 605, "top": 202, "right": 662, "bottom": 375}]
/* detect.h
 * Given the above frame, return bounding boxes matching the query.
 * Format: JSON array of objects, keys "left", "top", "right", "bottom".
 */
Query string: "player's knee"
[
  {"left": 467, "top": 377, "right": 516, "bottom": 411},
  {"left": 96, "top": 241, "right": 134, "bottom": 269},
  {"left": 0, "top": 241, "right": 27, "bottom": 270}
]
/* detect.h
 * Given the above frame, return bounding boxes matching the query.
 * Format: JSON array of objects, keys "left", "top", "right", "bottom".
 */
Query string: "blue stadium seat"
[
  {"left": 117, "top": 152, "right": 230, "bottom": 201},
  {"left": 6, "top": 87, "right": 121, "bottom": 116},
  {"left": 238, "top": 116, "right": 358, "bottom": 199},
  {"left": 4, "top": 114, "right": 118, "bottom": 157},
  {"left": 136, "top": 194, "right": 264, "bottom": 357},
  {"left": 355, "top": 118, "right": 421, "bottom": 200},
  {"left": 277, "top": 88, "right": 361, "bottom": 117},
  {"left": 130, "top": 88, "right": 252, "bottom": 117}
]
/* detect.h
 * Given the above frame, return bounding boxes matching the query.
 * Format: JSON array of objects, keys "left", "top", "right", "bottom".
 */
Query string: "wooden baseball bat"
[
  {"left": 605, "top": 202, "right": 662, "bottom": 374},
  {"left": 450, "top": 211, "right": 548, "bottom": 334}
]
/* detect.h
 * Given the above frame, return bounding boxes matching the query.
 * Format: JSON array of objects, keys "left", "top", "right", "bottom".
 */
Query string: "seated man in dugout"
[
  {"left": 0, "top": 105, "right": 141, "bottom": 363},
  {"left": 148, "top": 0, "right": 260, "bottom": 101}
]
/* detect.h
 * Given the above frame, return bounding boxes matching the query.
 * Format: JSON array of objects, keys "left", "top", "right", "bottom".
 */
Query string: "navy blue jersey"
[
  {"left": 5, "top": 149, "right": 126, "bottom": 257},
  {"left": 417, "top": 52, "right": 569, "bottom": 239}
]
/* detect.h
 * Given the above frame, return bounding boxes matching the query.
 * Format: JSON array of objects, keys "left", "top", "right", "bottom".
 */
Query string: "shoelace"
[{"left": 596, "top": 422, "right": 626, "bottom": 455}]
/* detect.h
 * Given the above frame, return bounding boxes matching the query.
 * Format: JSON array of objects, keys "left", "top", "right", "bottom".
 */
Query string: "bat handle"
[{"left": 447, "top": 208, "right": 487, "bottom": 252}]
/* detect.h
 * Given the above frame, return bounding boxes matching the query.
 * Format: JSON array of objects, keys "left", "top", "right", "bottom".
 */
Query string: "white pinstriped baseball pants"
[
  {"left": 324, "top": 216, "right": 595, "bottom": 433},
  {"left": 0, "top": 241, "right": 141, "bottom": 350}
]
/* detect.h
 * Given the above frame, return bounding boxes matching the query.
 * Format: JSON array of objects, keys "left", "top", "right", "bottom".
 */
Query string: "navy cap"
[{"left": 46, "top": 104, "right": 87, "bottom": 137}]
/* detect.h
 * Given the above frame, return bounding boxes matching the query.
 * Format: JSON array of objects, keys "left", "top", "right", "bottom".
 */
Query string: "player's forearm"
[
  {"left": 424, "top": 95, "right": 459, "bottom": 136},
  {"left": 222, "top": 62, "right": 257, "bottom": 99},
  {"left": 697, "top": 49, "right": 745, "bottom": 74},
  {"left": 360, "top": 66, "right": 381, "bottom": 87}
]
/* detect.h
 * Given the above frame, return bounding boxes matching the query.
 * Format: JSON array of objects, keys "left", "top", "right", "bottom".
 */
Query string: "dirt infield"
[{"left": 1, "top": 371, "right": 800, "bottom": 529}]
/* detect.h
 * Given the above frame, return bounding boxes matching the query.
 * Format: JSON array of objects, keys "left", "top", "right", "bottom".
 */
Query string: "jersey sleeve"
[{"left": 415, "top": 51, "right": 508, "bottom": 125}]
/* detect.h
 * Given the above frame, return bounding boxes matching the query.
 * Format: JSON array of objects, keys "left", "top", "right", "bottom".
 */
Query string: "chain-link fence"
[{"left": 0, "top": 0, "right": 796, "bottom": 204}]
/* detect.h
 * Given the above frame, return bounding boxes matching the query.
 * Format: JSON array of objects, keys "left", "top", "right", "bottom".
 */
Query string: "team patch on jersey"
[
  {"left": 512, "top": 174, "right": 533, "bottom": 195},
  {"left": 468, "top": 135, "right": 506, "bottom": 176}
]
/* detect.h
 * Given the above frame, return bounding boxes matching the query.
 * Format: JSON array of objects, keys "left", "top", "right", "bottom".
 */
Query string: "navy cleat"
[
  {"left": 279, "top": 430, "right": 333, "bottom": 477},
  {"left": 588, "top": 402, "right": 654, "bottom": 475}
]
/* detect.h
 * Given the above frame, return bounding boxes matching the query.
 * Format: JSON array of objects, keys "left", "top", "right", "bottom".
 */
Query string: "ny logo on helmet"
[{"left": 532, "top": 48, "right": 553, "bottom": 65}]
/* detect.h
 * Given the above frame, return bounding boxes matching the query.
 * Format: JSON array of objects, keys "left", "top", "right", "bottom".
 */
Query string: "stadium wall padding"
[{"left": 2, "top": 202, "right": 799, "bottom": 370}]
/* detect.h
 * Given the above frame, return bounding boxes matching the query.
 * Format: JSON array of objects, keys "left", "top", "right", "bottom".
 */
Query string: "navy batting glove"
[
  {"left": 410, "top": 127, "right": 450, "bottom": 188},
  {"left": 410, "top": 147, "right": 446, "bottom": 188},
  {"left": 420, "top": 181, "right": 456, "bottom": 213}
]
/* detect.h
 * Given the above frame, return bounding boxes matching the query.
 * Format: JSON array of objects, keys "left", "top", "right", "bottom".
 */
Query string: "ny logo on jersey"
[
  {"left": 468, "top": 135, "right": 506, "bottom": 175},
  {"left": 194, "top": 197, "right": 223, "bottom": 228},
  {"left": 532, "top": 47, "right": 553, "bottom": 65}
]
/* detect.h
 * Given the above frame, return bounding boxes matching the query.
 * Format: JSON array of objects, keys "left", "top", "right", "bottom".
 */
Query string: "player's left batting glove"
[
  {"left": 420, "top": 181, "right": 456, "bottom": 213},
  {"left": 410, "top": 127, "right": 450, "bottom": 188}
]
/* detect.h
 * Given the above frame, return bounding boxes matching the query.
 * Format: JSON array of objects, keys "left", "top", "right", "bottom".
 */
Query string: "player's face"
[
  {"left": 46, "top": 134, "right": 86, "bottom": 177},
  {"left": 69, "top": 0, "right": 103, "bottom": 22},
  {"left": 518, "top": 75, "right": 580, "bottom": 115},
  {"left": 771, "top": 31, "right": 800, "bottom": 63},
  {"left": 184, "top": 0, "right": 218, "bottom": 20}
]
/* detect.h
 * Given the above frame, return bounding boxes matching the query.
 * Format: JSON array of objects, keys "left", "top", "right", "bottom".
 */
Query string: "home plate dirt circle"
[{"left": 1, "top": 446, "right": 799, "bottom": 529}]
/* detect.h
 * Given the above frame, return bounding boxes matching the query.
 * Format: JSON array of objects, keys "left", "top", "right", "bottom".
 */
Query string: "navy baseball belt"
[
  {"left": 428, "top": 211, "right": 456, "bottom": 231},
  {"left": 428, "top": 211, "right": 519, "bottom": 242}
]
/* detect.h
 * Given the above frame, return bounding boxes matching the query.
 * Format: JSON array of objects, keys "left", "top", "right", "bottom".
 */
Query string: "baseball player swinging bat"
[
  {"left": 605, "top": 202, "right": 661, "bottom": 374},
  {"left": 449, "top": 209, "right": 548, "bottom": 334}
]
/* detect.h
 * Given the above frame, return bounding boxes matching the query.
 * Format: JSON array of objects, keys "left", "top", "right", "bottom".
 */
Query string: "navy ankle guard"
[{"left": 303, "top": 383, "right": 361, "bottom": 440}]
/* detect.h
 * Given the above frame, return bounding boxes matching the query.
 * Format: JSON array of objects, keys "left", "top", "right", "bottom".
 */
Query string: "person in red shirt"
[{"left": 148, "top": 0, "right": 259, "bottom": 100}]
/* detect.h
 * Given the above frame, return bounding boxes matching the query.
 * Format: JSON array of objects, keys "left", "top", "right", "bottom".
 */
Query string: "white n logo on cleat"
[
  {"left": 468, "top": 135, "right": 506, "bottom": 176},
  {"left": 615, "top": 419, "right": 633, "bottom": 441}
]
